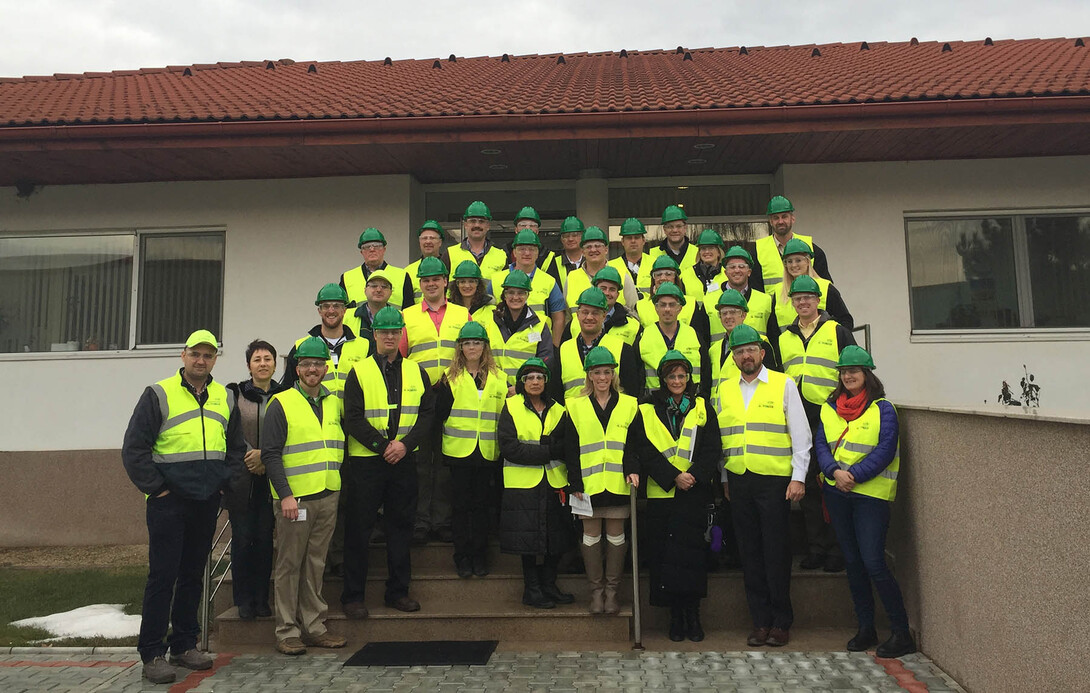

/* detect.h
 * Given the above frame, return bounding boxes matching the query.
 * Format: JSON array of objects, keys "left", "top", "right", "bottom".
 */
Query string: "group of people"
[{"left": 122, "top": 196, "right": 913, "bottom": 684}]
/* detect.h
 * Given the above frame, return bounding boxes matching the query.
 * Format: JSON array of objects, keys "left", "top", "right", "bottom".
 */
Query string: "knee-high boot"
[
  {"left": 580, "top": 541, "right": 604, "bottom": 614},
  {"left": 603, "top": 538, "right": 627, "bottom": 614},
  {"left": 521, "top": 555, "right": 555, "bottom": 609},
  {"left": 540, "top": 554, "right": 575, "bottom": 604}
]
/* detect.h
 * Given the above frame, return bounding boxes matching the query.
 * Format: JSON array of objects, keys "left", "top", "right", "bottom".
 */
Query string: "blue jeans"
[{"left": 823, "top": 488, "right": 909, "bottom": 632}]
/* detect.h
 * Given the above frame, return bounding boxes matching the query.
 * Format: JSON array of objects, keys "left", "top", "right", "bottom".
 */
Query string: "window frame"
[
  {"left": 904, "top": 207, "right": 1090, "bottom": 343},
  {"left": 0, "top": 225, "right": 226, "bottom": 360}
]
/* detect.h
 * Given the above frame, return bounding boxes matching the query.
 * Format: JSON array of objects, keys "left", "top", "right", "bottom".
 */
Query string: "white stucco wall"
[
  {"left": 781, "top": 156, "right": 1090, "bottom": 417},
  {"left": 0, "top": 175, "right": 416, "bottom": 451}
]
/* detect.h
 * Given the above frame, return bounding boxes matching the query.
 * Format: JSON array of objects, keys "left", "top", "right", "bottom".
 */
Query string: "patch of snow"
[{"left": 11, "top": 604, "right": 140, "bottom": 640}]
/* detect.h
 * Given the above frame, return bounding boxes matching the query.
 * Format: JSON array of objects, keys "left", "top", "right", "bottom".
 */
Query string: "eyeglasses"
[
  {"left": 719, "top": 308, "right": 744, "bottom": 317},
  {"left": 521, "top": 373, "right": 546, "bottom": 382},
  {"left": 733, "top": 345, "right": 761, "bottom": 355},
  {"left": 318, "top": 302, "right": 345, "bottom": 311},
  {"left": 360, "top": 242, "right": 384, "bottom": 251},
  {"left": 186, "top": 351, "right": 217, "bottom": 361},
  {"left": 366, "top": 282, "right": 392, "bottom": 290},
  {"left": 791, "top": 295, "right": 819, "bottom": 303},
  {"left": 298, "top": 360, "right": 326, "bottom": 370},
  {"left": 725, "top": 263, "right": 749, "bottom": 270}
]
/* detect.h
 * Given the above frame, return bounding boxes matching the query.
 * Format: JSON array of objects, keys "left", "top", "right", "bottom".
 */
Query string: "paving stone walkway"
[{"left": 0, "top": 650, "right": 965, "bottom": 692}]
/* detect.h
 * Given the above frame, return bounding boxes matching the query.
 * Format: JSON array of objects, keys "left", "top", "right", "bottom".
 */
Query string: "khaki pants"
[{"left": 273, "top": 492, "right": 339, "bottom": 641}]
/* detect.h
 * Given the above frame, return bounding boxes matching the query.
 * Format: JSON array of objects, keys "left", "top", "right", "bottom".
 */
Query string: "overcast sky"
[{"left": 1, "top": 0, "right": 1086, "bottom": 79}]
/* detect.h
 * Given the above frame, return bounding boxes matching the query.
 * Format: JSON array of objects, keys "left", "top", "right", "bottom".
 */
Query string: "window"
[
  {"left": 0, "top": 230, "right": 225, "bottom": 354},
  {"left": 905, "top": 213, "right": 1090, "bottom": 331}
]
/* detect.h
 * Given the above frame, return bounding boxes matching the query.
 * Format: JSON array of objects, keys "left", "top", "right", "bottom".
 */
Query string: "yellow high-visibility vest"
[
  {"left": 716, "top": 370, "right": 793, "bottom": 477},
  {"left": 501, "top": 396, "right": 567, "bottom": 489},
  {"left": 441, "top": 369, "right": 507, "bottom": 461},
  {"left": 779, "top": 319, "right": 840, "bottom": 405},
  {"left": 679, "top": 264, "right": 728, "bottom": 303},
  {"left": 404, "top": 302, "right": 470, "bottom": 383},
  {"left": 703, "top": 287, "right": 773, "bottom": 347},
  {"left": 269, "top": 386, "right": 343, "bottom": 499},
  {"left": 640, "top": 398, "right": 707, "bottom": 498},
  {"left": 821, "top": 399, "right": 899, "bottom": 501},
  {"left": 638, "top": 323, "right": 703, "bottom": 390},
  {"left": 564, "top": 265, "right": 630, "bottom": 314},
  {"left": 773, "top": 276, "right": 830, "bottom": 330},
  {"left": 559, "top": 333, "right": 624, "bottom": 397},
  {"left": 485, "top": 314, "right": 544, "bottom": 386},
  {"left": 755, "top": 233, "right": 815, "bottom": 290},
  {"left": 567, "top": 393, "right": 638, "bottom": 496},
  {"left": 635, "top": 296, "right": 699, "bottom": 331},
  {"left": 342, "top": 264, "right": 408, "bottom": 309},
  {"left": 345, "top": 357, "right": 426, "bottom": 457},
  {"left": 492, "top": 267, "right": 559, "bottom": 318},
  {"left": 447, "top": 244, "right": 508, "bottom": 281},
  {"left": 149, "top": 377, "right": 232, "bottom": 465},
  {"left": 293, "top": 334, "right": 370, "bottom": 399}
]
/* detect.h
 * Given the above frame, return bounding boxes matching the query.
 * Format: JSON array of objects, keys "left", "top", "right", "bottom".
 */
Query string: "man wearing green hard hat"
[
  {"left": 501, "top": 206, "right": 558, "bottom": 271},
  {"left": 123, "top": 329, "right": 246, "bottom": 683},
  {"left": 552, "top": 286, "right": 643, "bottom": 402},
  {"left": 563, "top": 265, "right": 643, "bottom": 346},
  {"left": 702, "top": 245, "right": 777, "bottom": 350},
  {"left": 618, "top": 217, "right": 650, "bottom": 286},
  {"left": 343, "top": 268, "right": 396, "bottom": 349},
  {"left": 340, "top": 227, "right": 413, "bottom": 310},
  {"left": 753, "top": 196, "right": 833, "bottom": 293},
  {"left": 406, "top": 220, "right": 447, "bottom": 305},
  {"left": 549, "top": 215, "right": 587, "bottom": 290},
  {"left": 281, "top": 283, "right": 371, "bottom": 398},
  {"left": 562, "top": 226, "right": 639, "bottom": 315},
  {"left": 443, "top": 201, "right": 509, "bottom": 281},
  {"left": 492, "top": 228, "right": 568, "bottom": 347},
  {"left": 637, "top": 205, "right": 700, "bottom": 294}
]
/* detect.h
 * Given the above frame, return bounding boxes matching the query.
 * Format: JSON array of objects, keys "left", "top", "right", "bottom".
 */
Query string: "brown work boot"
[
  {"left": 343, "top": 601, "right": 369, "bottom": 619},
  {"left": 766, "top": 627, "right": 790, "bottom": 647},
  {"left": 747, "top": 627, "right": 770, "bottom": 646},
  {"left": 276, "top": 637, "right": 306, "bottom": 656},
  {"left": 579, "top": 540, "right": 604, "bottom": 614},
  {"left": 302, "top": 631, "right": 347, "bottom": 648}
]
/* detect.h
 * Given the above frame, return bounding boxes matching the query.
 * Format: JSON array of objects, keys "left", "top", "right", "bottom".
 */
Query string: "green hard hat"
[
  {"left": 724, "top": 245, "right": 754, "bottom": 266},
  {"left": 576, "top": 287, "right": 608, "bottom": 311},
  {"left": 696, "top": 229, "right": 724, "bottom": 248},
  {"left": 357, "top": 227, "right": 387, "bottom": 248},
  {"left": 371, "top": 306, "right": 405, "bottom": 330},
  {"left": 560, "top": 216, "right": 586, "bottom": 235},
  {"left": 652, "top": 281, "right": 686, "bottom": 306},
  {"left": 583, "top": 345, "right": 618, "bottom": 370},
  {"left": 417, "top": 256, "right": 449, "bottom": 278},
  {"left": 512, "top": 229, "right": 542, "bottom": 248},
  {"left": 592, "top": 266, "right": 623, "bottom": 288},
  {"left": 651, "top": 254, "right": 680, "bottom": 273},
  {"left": 661, "top": 205, "right": 688, "bottom": 224},
  {"left": 620, "top": 218, "right": 647, "bottom": 236},
  {"left": 837, "top": 345, "right": 876, "bottom": 370},
  {"left": 581, "top": 226, "right": 609, "bottom": 246},
  {"left": 463, "top": 200, "right": 492, "bottom": 220},
  {"left": 502, "top": 269, "right": 533, "bottom": 291},
  {"left": 315, "top": 283, "right": 348, "bottom": 305},
  {"left": 717, "top": 288, "right": 749, "bottom": 311},
  {"left": 418, "top": 220, "right": 444, "bottom": 236},
  {"left": 517, "top": 356, "right": 550, "bottom": 382},
  {"left": 514, "top": 206, "right": 541, "bottom": 224},
  {"left": 767, "top": 195, "right": 795, "bottom": 215},
  {"left": 782, "top": 237, "right": 813, "bottom": 257},
  {"left": 457, "top": 321, "right": 488, "bottom": 341},
  {"left": 453, "top": 260, "right": 483, "bottom": 280},
  {"left": 728, "top": 324, "right": 762, "bottom": 349},
  {"left": 657, "top": 349, "right": 692, "bottom": 376},
  {"left": 789, "top": 275, "right": 822, "bottom": 296},
  {"left": 295, "top": 336, "right": 331, "bottom": 361}
]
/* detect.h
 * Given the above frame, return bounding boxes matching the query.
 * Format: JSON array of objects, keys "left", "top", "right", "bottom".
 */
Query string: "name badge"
[{"left": 527, "top": 331, "right": 542, "bottom": 343}]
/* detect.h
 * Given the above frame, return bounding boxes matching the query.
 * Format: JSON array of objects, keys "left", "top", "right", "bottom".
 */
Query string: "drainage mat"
[{"left": 343, "top": 640, "right": 499, "bottom": 666}]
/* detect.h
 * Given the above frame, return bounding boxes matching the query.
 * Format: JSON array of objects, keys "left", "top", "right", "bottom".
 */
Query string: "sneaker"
[
  {"left": 142, "top": 656, "right": 175, "bottom": 684},
  {"left": 302, "top": 631, "right": 347, "bottom": 648},
  {"left": 169, "top": 648, "right": 213, "bottom": 670},
  {"left": 276, "top": 637, "right": 306, "bottom": 656}
]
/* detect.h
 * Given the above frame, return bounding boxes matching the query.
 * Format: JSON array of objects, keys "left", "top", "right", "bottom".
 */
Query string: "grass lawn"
[{"left": 0, "top": 566, "right": 147, "bottom": 647}]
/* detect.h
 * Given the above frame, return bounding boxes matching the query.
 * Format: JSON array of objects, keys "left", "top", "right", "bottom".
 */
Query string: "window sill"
[
  {"left": 0, "top": 347, "right": 184, "bottom": 362},
  {"left": 910, "top": 328, "right": 1090, "bottom": 344}
]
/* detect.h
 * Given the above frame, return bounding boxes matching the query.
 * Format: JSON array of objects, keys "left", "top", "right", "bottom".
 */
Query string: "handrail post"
[
  {"left": 629, "top": 484, "right": 643, "bottom": 650},
  {"left": 200, "top": 552, "right": 211, "bottom": 651}
]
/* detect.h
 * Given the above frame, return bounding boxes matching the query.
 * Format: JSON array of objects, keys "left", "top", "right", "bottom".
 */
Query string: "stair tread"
[{"left": 218, "top": 603, "right": 633, "bottom": 621}]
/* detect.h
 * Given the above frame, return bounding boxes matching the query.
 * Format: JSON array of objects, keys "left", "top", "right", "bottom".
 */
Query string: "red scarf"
[{"left": 835, "top": 389, "right": 869, "bottom": 422}]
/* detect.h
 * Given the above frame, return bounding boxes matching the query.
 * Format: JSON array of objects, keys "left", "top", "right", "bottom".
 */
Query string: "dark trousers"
[
  {"left": 138, "top": 493, "right": 220, "bottom": 662},
  {"left": 227, "top": 481, "right": 273, "bottom": 610},
  {"left": 801, "top": 459, "right": 841, "bottom": 558},
  {"left": 450, "top": 465, "right": 492, "bottom": 562},
  {"left": 341, "top": 454, "right": 418, "bottom": 605},
  {"left": 728, "top": 470, "right": 794, "bottom": 630},
  {"left": 823, "top": 488, "right": 909, "bottom": 632},
  {"left": 415, "top": 429, "right": 452, "bottom": 532}
]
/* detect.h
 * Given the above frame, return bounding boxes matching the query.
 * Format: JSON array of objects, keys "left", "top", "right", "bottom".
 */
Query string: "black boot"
[
  {"left": 685, "top": 601, "right": 705, "bottom": 642},
  {"left": 521, "top": 556, "right": 556, "bottom": 609},
  {"left": 540, "top": 555, "right": 575, "bottom": 605},
  {"left": 847, "top": 626, "right": 879, "bottom": 652},
  {"left": 876, "top": 630, "right": 916, "bottom": 659},
  {"left": 668, "top": 605, "right": 686, "bottom": 642}
]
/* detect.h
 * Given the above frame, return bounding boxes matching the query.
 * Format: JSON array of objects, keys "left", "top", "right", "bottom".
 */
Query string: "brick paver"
[{"left": 0, "top": 651, "right": 965, "bottom": 692}]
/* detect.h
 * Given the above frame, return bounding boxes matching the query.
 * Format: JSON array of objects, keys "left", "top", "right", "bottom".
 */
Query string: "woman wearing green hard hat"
[
  {"left": 562, "top": 345, "right": 642, "bottom": 615},
  {"left": 448, "top": 260, "right": 496, "bottom": 322},
  {"left": 634, "top": 350, "right": 721, "bottom": 642},
  {"left": 773, "top": 238, "right": 853, "bottom": 332},
  {"left": 433, "top": 321, "right": 507, "bottom": 579},
  {"left": 813, "top": 346, "right": 915, "bottom": 659},
  {"left": 679, "top": 229, "right": 729, "bottom": 303},
  {"left": 497, "top": 357, "right": 574, "bottom": 610},
  {"left": 487, "top": 269, "right": 555, "bottom": 391}
]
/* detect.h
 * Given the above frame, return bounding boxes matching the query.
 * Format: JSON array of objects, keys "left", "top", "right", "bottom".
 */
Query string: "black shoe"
[
  {"left": 668, "top": 606, "right": 685, "bottom": 642},
  {"left": 847, "top": 627, "right": 879, "bottom": 651},
  {"left": 412, "top": 527, "right": 429, "bottom": 546},
  {"left": 799, "top": 553, "right": 825, "bottom": 569},
  {"left": 385, "top": 596, "right": 421, "bottom": 612},
  {"left": 685, "top": 604, "right": 705, "bottom": 642},
  {"left": 326, "top": 562, "right": 344, "bottom": 578},
  {"left": 876, "top": 631, "right": 916, "bottom": 659},
  {"left": 539, "top": 561, "right": 575, "bottom": 604},
  {"left": 237, "top": 604, "right": 255, "bottom": 621},
  {"left": 455, "top": 556, "right": 473, "bottom": 579},
  {"left": 434, "top": 526, "right": 454, "bottom": 543},
  {"left": 255, "top": 603, "right": 272, "bottom": 618},
  {"left": 522, "top": 584, "right": 556, "bottom": 609},
  {"left": 823, "top": 555, "right": 846, "bottom": 572},
  {"left": 472, "top": 557, "right": 489, "bottom": 577}
]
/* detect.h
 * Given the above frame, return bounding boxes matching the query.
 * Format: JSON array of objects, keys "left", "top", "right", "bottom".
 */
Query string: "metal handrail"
[
  {"left": 852, "top": 323, "right": 872, "bottom": 353},
  {"left": 629, "top": 484, "right": 643, "bottom": 650},
  {"left": 200, "top": 509, "right": 232, "bottom": 651}
]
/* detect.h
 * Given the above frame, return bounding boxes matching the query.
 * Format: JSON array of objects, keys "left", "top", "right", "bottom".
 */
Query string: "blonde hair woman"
[{"left": 774, "top": 238, "right": 854, "bottom": 331}]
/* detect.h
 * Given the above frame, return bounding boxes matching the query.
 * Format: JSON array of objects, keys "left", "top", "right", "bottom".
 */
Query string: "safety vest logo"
[{"left": 757, "top": 400, "right": 776, "bottom": 410}]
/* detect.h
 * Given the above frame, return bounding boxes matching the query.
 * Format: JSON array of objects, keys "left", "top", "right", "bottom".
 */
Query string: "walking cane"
[{"left": 629, "top": 483, "right": 643, "bottom": 650}]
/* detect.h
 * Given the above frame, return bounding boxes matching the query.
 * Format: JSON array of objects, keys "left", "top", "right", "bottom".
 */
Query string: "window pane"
[
  {"left": 906, "top": 218, "right": 1019, "bottom": 329},
  {"left": 138, "top": 233, "right": 224, "bottom": 345},
  {"left": 608, "top": 184, "right": 770, "bottom": 219},
  {"left": 1025, "top": 215, "right": 1090, "bottom": 327},
  {"left": 0, "top": 234, "right": 132, "bottom": 353}
]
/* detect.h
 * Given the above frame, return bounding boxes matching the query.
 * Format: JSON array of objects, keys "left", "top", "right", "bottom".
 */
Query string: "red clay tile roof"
[{"left": 1, "top": 38, "right": 1088, "bottom": 127}]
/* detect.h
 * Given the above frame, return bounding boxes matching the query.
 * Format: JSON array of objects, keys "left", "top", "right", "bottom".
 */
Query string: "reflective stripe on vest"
[
  {"left": 564, "top": 266, "right": 628, "bottom": 315},
  {"left": 773, "top": 276, "right": 830, "bottom": 331},
  {"left": 756, "top": 233, "right": 814, "bottom": 288},
  {"left": 704, "top": 288, "right": 773, "bottom": 347},
  {"left": 502, "top": 397, "right": 567, "bottom": 489},
  {"left": 447, "top": 245, "right": 508, "bottom": 281},
  {"left": 493, "top": 267, "right": 558, "bottom": 317},
  {"left": 294, "top": 335, "right": 371, "bottom": 399},
  {"left": 441, "top": 369, "right": 508, "bottom": 461},
  {"left": 639, "top": 323, "right": 704, "bottom": 390},
  {"left": 404, "top": 302, "right": 470, "bottom": 384},
  {"left": 640, "top": 399, "right": 707, "bottom": 498},
  {"left": 779, "top": 319, "right": 840, "bottom": 405},
  {"left": 485, "top": 315, "right": 543, "bottom": 386},
  {"left": 568, "top": 312, "right": 641, "bottom": 346},
  {"left": 342, "top": 264, "right": 408, "bottom": 309},
  {"left": 567, "top": 393, "right": 638, "bottom": 496},
  {"left": 150, "top": 377, "right": 232, "bottom": 465},
  {"left": 346, "top": 358, "right": 426, "bottom": 457},
  {"left": 716, "top": 370, "right": 793, "bottom": 476},
  {"left": 269, "top": 387, "right": 343, "bottom": 499},
  {"left": 709, "top": 345, "right": 742, "bottom": 412},
  {"left": 559, "top": 333, "right": 625, "bottom": 397},
  {"left": 820, "top": 399, "right": 899, "bottom": 501}
]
